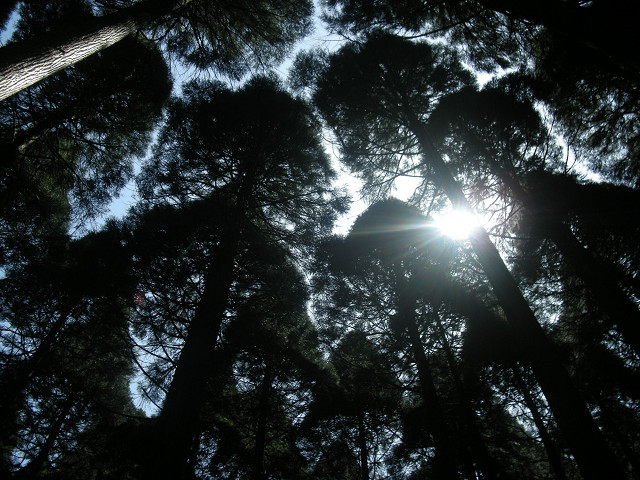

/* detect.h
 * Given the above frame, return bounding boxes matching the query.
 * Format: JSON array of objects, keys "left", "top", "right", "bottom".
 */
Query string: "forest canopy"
[{"left": 1, "top": 1, "right": 640, "bottom": 479}]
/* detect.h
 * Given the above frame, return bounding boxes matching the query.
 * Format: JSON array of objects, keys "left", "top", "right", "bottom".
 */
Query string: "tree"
[
  {"left": 133, "top": 76, "right": 345, "bottom": 478},
  {"left": 305, "top": 330, "right": 402, "bottom": 480},
  {"left": 308, "top": 33, "right": 624, "bottom": 479},
  {"left": 425, "top": 85, "right": 640, "bottom": 358},
  {"left": 0, "top": 221, "right": 141, "bottom": 477},
  {"left": 0, "top": 0, "right": 313, "bottom": 100},
  {"left": 323, "top": 0, "right": 640, "bottom": 191},
  {"left": 199, "top": 252, "right": 324, "bottom": 479},
  {"left": 312, "top": 199, "right": 559, "bottom": 478},
  {"left": 0, "top": 1, "right": 171, "bottom": 266},
  {"left": 324, "top": 0, "right": 640, "bottom": 75},
  {"left": 341, "top": 200, "right": 466, "bottom": 479},
  {"left": 310, "top": 440, "right": 361, "bottom": 480}
]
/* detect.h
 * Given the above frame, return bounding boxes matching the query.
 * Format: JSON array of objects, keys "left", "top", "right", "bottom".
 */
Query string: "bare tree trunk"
[
  {"left": 357, "top": 410, "right": 370, "bottom": 480},
  {"left": 493, "top": 167, "right": 640, "bottom": 357},
  {"left": 0, "top": 0, "right": 188, "bottom": 101},
  {"left": 145, "top": 221, "right": 242, "bottom": 480},
  {"left": 395, "top": 265, "right": 459, "bottom": 478},
  {"left": 406, "top": 114, "right": 626, "bottom": 480}
]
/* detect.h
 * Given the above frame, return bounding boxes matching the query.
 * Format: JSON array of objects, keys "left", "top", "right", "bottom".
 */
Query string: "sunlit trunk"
[{"left": 0, "top": 0, "right": 189, "bottom": 101}]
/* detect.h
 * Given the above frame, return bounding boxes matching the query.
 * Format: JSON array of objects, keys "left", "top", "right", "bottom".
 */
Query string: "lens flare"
[{"left": 433, "top": 209, "right": 480, "bottom": 240}]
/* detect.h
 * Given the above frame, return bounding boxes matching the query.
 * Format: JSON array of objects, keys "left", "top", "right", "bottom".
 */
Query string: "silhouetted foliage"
[{"left": 3, "top": 1, "right": 640, "bottom": 478}]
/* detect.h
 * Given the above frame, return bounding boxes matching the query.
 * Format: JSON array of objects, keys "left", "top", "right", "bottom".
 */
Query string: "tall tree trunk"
[
  {"left": 512, "top": 364, "right": 569, "bottom": 480},
  {"left": 145, "top": 220, "right": 242, "bottom": 480},
  {"left": 357, "top": 410, "right": 370, "bottom": 480},
  {"left": 395, "top": 265, "right": 459, "bottom": 479},
  {"left": 494, "top": 167, "right": 640, "bottom": 357},
  {"left": 432, "top": 309, "right": 500, "bottom": 480},
  {"left": 251, "top": 361, "right": 274, "bottom": 480},
  {"left": 0, "top": 0, "right": 189, "bottom": 101},
  {"left": 406, "top": 115, "right": 625, "bottom": 480},
  {"left": 405, "top": 317, "right": 460, "bottom": 479}
]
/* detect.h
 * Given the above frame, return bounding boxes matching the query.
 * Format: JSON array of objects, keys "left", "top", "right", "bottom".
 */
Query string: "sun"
[{"left": 433, "top": 209, "right": 481, "bottom": 240}]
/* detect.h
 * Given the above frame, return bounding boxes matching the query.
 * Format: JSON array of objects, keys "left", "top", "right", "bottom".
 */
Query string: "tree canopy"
[{"left": 2, "top": 0, "right": 640, "bottom": 479}]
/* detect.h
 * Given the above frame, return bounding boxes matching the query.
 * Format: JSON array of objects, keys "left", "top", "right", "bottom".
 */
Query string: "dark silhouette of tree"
[
  {"left": 315, "top": 201, "right": 447, "bottom": 476},
  {"left": 0, "top": 221, "right": 140, "bottom": 477},
  {"left": 0, "top": 2, "right": 171, "bottom": 267},
  {"left": 341, "top": 200, "right": 464, "bottom": 479},
  {"left": 3, "top": 0, "right": 640, "bottom": 476},
  {"left": 304, "top": 330, "right": 402, "bottom": 480},
  {"left": 461, "top": 285, "right": 578, "bottom": 480},
  {"left": 0, "top": 0, "right": 313, "bottom": 100},
  {"left": 198, "top": 250, "right": 324, "bottom": 479},
  {"left": 132, "top": 76, "right": 345, "bottom": 478},
  {"left": 311, "top": 199, "right": 562, "bottom": 478},
  {"left": 324, "top": 0, "right": 640, "bottom": 75},
  {"left": 307, "top": 33, "right": 625, "bottom": 479},
  {"left": 323, "top": 0, "right": 640, "bottom": 190},
  {"left": 310, "top": 440, "right": 361, "bottom": 479},
  {"left": 426, "top": 85, "right": 640, "bottom": 358}
]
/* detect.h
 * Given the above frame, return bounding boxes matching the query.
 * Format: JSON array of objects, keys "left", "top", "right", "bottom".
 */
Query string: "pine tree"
[
  {"left": 132, "top": 76, "right": 345, "bottom": 478},
  {"left": 0, "top": 0, "right": 313, "bottom": 100},
  {"left": 306, "top": 33, "right": 625, "bottom": 479}
]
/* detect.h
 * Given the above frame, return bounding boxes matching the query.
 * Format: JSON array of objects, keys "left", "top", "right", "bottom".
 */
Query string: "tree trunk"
[
  {"left": 406, "top": 115, "right": 626, "bottom": 480},
  {"left": 494, "top": 167, "right": 640, "bottom": 357},
  {"left": 512, "top": 364, "right": 569, "bottom": 480},
  {"left": 432, "top": 309, "right": 500, "bottom": 480},
  {"left": 0, "top": 0, "right": 189, "bottom": 101},
  {"left": 395, "top": 265, "right": 459, "bottom": 479},
  {"left": 251, "top": 361, "right": 274, "bottom": 480},
  {"left": 541, "top": 219, "right": 640, "bottom": 351},
  {"left": 357, "top": 410, "right": 370, "bottom": 480},
  {"left": 405, "top": 317, "right": 460, "bottom": 479},
  {"left": 145, "top": 220, "right": 242, "bottom": 480}
]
